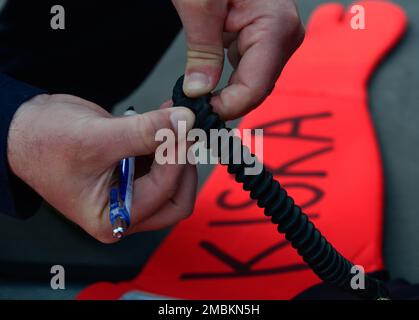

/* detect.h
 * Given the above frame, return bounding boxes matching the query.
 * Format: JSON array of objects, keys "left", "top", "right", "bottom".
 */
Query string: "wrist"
[{"left": 7, "top": 94, "right": 50, "bottom": 181}]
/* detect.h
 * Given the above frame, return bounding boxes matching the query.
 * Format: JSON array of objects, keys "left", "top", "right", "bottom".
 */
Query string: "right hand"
[
  {"left": 172, "top": 0, "right": 305, "bottom": 120},
  {"left": 7, "top": 94, "right": 197, "bottom": 243}
]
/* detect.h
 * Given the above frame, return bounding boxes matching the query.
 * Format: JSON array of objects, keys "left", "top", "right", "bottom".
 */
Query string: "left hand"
[
  {"left": 7, "top": 94, "right": 197, "bottom": 243},
  {"left": 172, "top": 0, "right": 305, "bottom": 120}
]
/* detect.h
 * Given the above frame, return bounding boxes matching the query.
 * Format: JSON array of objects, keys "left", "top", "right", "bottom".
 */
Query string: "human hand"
[
  {"left": 7, "top": 94, "right": 196, "bottom": 243},
  {"left": 172, "top": 0, "right": 305, "bottom": 120}
]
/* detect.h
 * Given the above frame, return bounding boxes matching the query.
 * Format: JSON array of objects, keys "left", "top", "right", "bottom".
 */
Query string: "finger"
[
  {"left": 129, "top": 136, "right": 196, "bottom": 228},
  {"left": 95, "top": 141, "right": 190, "bottom": 243},
  {"left": 131, "top": 164, "right": 198, "bottom": 232},
  {"left": 172, "top": 0, "right": 229, "bottom": 97},
  {"left": 130, "top": 160, "right": 188, "bottom": 226},
  {"left": 211, "top": 38, "right": 288, "bottom": 120},
  {"left": 226, "top": 39, "right": 241, "bottom": 69},
  {"left": 102, "top": 107, "right": 195, "bottom": 162},
  {"left": 128, "top": 132, "right": 193, "bottom": 225},
  {"left": 160, "top": 100, "right": 173, "bottom": 110},
  {"left": 93, "top": 161, "right": 185, "bottom": 244},
  {"left": 212, "top": 3, "right": 305, "bottom": 120}
]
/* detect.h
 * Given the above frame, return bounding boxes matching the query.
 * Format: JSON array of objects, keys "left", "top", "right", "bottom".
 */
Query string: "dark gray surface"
[{"left": 0, "top": 0, "right": 418, "bottom": 299}]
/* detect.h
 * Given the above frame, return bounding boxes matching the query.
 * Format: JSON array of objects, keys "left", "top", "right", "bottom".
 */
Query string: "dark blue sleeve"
[{"left": 0, "top": 73, "right": 47, "bottom": 219}]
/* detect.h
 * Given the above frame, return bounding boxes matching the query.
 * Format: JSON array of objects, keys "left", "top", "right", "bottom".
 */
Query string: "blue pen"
[{"left": 109, "top": 107, "right": 137, "bottom": 239}]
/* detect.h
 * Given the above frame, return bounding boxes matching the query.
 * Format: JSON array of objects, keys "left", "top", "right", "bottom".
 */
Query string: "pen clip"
[{"left": 109, "top": 187, "right": 131, "bottom": 239}]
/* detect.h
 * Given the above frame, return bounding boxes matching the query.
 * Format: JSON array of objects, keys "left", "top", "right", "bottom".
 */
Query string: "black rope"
[{"left": 172, "top": 75, "right": 389, "bottom": 300}]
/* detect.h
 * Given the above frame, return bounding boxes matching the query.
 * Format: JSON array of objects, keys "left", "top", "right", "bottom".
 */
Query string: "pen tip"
[{"left": 114, "top": 231, "right": 124, "bottom": 239}]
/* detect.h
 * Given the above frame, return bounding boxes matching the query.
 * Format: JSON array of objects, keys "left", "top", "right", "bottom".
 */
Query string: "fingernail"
[
  {"left": 184, "top": 72, "right": 211, "bottom": 96},
  {"left": 170, "top": 107, "right": 195, "bottom": 134}
]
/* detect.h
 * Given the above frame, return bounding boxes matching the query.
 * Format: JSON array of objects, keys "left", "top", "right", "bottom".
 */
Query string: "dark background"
[{"left": 0, "top": 0, "right": 418, "bottom": 299}]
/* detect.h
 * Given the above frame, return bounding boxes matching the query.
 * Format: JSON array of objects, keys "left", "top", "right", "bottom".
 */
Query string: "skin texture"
[
  {"left": 7, "top": 94, "right": 196, "bottom": 243},
  {"left": 7, "top": 1, "right": 304, "bottom": 242},
  {"left": 172, "top": 0, "right": 305, "bottom": 120}
]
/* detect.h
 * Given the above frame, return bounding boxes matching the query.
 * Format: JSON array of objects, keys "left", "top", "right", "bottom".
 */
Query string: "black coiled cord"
[{"left": 172, "top": 75, "right": 389, "bottom": 300}]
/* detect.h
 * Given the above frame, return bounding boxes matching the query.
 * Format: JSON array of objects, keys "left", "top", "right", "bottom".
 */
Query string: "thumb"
[
  {"left": 104, "top": 107, "right": 195, "bottom": 161},
  {"left": 172, "top": 0, "right": 228, "bottom": 97}
]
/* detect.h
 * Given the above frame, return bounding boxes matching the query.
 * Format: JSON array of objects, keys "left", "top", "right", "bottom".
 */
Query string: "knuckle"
[
  {"left": 187, "top": 47, "right": 224, "bottom": 64},
  {"left": 296, "top": 24, "right": 306, "bottom": 46},
  {"left": 283, "top": 9, "right": 305, "bottom": 42}
]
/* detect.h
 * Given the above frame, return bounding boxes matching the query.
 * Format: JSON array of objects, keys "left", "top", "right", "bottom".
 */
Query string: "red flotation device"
[{"left": 78, "top": 0, "right": 407, "bottom": 300}]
